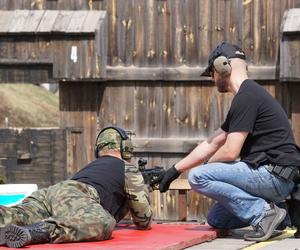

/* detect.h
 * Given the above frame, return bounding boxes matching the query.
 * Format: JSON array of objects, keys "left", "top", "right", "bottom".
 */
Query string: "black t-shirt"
[
  {"left": 71, "top": 155, "right": 126, "bottom": 218},
  {"left": 221, "top": 79, "right": 298, "bottom": 164}
]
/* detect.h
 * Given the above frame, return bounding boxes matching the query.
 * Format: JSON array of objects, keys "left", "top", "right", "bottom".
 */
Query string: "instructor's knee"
[{"left": 188, "top": 168, "right": 205, "bottom": 188}]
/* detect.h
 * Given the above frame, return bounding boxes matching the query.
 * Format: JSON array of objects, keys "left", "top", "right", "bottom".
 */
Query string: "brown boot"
[{"left": 4, "top": 222, "right": 50, "bottom": 248}]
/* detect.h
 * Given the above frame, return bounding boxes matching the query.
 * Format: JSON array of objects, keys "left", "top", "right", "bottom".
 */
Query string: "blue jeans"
[{"left": 188, "top": 161, "right": 295, "bottom": 227}]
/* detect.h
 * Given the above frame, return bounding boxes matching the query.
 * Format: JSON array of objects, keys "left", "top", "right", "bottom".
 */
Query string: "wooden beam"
[
  {"left": 0, "top": 59, "right": 52, "bottom": 65},
  {"left": 247, "top": 66, "right": 277, "bottom": 80},
  {"left": 169, "top": 179, "right": 191, "bottom": 190},
  {"left": 133, "top": 138, "right": 202, "bottom": 153},
  {"left": 106, "top": 65, "right": 277, "bottom": 81},
  {"left": 169, "top": 179, "right": 191, "bottom": 222}
]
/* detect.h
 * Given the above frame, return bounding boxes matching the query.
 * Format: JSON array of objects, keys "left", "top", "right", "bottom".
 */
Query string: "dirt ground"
[{"left": 0, "top": 84, "right": 59, "bottom": 128}]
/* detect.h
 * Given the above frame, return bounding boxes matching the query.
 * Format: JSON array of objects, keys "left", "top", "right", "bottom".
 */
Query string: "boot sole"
[
  {"left": 244, "top": 208, "right": 286, "bottom": 242},
  {"left": 5, "top": 224, "right": 31, "bottom": 248}
]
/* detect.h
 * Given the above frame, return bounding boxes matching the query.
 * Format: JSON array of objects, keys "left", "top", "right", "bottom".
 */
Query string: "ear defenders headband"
[{"left": 94, "top": 126, "right": 128, "bottom": 159}]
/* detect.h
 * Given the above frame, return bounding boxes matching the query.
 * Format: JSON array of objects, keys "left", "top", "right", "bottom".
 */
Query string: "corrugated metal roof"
[
  {"left": 0, "top": 10, "right": 106, "bottom": 34},
  {"left": 282, "top": 8, "right": 300, "bottom": 34}
]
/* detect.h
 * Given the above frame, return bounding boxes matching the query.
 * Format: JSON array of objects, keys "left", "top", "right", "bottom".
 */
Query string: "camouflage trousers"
[{"left": 0, "top": 180, "right": 116, "bottom": 243}]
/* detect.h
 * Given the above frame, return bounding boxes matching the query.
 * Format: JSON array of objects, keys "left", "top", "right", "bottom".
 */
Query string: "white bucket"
[{"left": 0, "top": 184, "right": 38, "bottom": 206}]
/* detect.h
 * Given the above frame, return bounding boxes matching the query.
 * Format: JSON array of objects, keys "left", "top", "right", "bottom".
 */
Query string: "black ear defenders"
[
  {"left": 213, "top": 56, "right": 232, "bottom": 77},
  {"left": 94, "top": 126, "right": 128, "bottom": 159}
]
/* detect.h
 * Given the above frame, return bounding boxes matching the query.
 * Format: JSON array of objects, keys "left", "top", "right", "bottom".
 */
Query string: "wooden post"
[{"left": 169, "top": 179, "right": 191, "bottom": 221}]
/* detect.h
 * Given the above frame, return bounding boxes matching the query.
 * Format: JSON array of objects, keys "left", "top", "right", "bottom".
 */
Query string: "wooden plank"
[
  {"left": 259, "top": 0, "right": 267, "bottom": 64},
  {"left": 52, "top": 38, "right": 66, "bottom": 78},
  {"left": 211, "top": 0, "right": 225, "bottom": 47},
  {"left": 247, "top": 65, "right": 277, "bottom": 80},
  {"left": 118, "top": 0, "right": 135, "bottom": 66},
  {"left": 282, "top": 8, "right": 300, "bottom": 34},
  {"left": 147, "top": 82, "right": 162, "bottom": 137},
  {"left": 186, "top": 83, "right": 201, "bottom": 136},
  {"left": 37, "top": 10, "right": 59, "bottom": 33},
  {"left": 67, "top": 10, "right": 88, "bottom": 33},
  {"left": 224, "top": 0, "right": 243, "bottom": 44},
  {"left": 52, "top": 11, "right": 74, "bottom": 33},
  {"left": 106, "top": 65, "right": 277, "bottom": 81},
  {"left": 252, "top": 0, "right": 262, "bottom": 64},
  {"left": 94, "top": 13, "right": 107, "bottom": 78},
  {"left": 0, "top": 66, "right": 51, "bottom": 83},
  {"left": 120, "top": 83, "right": 135, "bottom": 130},
  {"left": 243, "top": 0, "right": 254, "bottom": 61},
  {"left": 157, "top": 0, "right": 170, "bottom": 66},
  {"left": 66, "top": 39, "right": 80, "bottom": 79},
  {"left": 124, "top": 0, "right": 135, "bottom": 66},
  {"left": 133, "top": 138, "right": 201, "bottom": 153},
  {"left": 178, "top": 189, "right": 188, "bottom": 221},
  {"left": 174, "top": 82, "right": 187, "bottom": 137},
  {"left": 0, "top": 11, "right": 14, "bottom": 33},
  {"left": 0, "top": 143, "right": 16, "bottom": 158},
  {"left": 82, "top": 39, "right": 93, "bottom": 78},
  {"left": 133, "top": 0, "right": 145, "bottom": 66},
  {"left": 0, "top": 59, "right": 52, "bottom": 65},
  {"left": 82, "top": 11, "right": 106, "bottom": 33},
  {"left": 106, "top": 0, "right": 118, "bottom": 66},
  {"left": 183, "top": 0, "right": 198, "bottom": 66},
  {"left": 134, "top": 82, "right": 148, "bottom": 137},
  {"left": 97, "top": 84, "right": 111, "bottom": 130},
  {"left": 8, "top": 10, "right": 31, "bottom": 33},
  {"left": 170, "top": 0, "right": 184, "bottom": 66},
  {"left": 169, "top": 179, "right": 191, "bottom": 190},
  {"left": 280, "top": 39, "right": 300, "bottom": 81},
  {"left": 161, "top": 154, "right": 186, "bottom": 220},
  {"left": 266, "top": 0, "right": 280, "bottom": 64},
  {"left": 21, "top": 10, "right": 45, "bottom": 33}
]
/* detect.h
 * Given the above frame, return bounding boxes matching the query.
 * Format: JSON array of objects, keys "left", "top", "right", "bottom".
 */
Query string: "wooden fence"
[{"left": 0, "top": 128, "right": 67, "bottom": 188}]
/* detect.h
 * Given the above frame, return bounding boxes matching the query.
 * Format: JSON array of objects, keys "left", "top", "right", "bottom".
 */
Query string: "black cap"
[{"left": 201, "top": 42, "right": 246, "bottom": 76}]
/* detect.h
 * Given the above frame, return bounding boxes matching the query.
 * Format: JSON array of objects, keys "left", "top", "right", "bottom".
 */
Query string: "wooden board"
[
  {"left": 37, "top": 10, "right": 59, "bottom": 33},
  {"left": 0, "top": 128, "right": 67, "bottom": 188},
  {"left": 282, "top": 8, "right": 300, "bottom": 34}
]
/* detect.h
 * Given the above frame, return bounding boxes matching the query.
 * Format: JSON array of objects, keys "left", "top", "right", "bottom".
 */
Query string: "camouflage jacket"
[{"left": 121, "top": 162, "right": 153, "bottom": 229}]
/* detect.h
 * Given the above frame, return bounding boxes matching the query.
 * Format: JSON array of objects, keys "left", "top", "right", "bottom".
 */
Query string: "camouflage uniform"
[
  {"left": 0, "top": 180, "right": 116, "bottom": 243},
  {"left": 0, "top": 128, "right": 152, "bottom": 244},
  {"left": 120, "top": 162, "right": 152, "bottom": 228}
]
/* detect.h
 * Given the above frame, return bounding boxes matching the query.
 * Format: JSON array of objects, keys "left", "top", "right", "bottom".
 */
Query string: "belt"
[{"left": 265, "top": 164, "right": 300, "bottom": 182}]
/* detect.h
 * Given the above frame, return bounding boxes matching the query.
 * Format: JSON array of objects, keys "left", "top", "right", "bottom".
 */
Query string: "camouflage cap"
[
  {"left": 96, "top": 128, "right": 122, "bottom": 152},
  {"left": 96, "top": 128, "right": 134, "bottom": 160}
]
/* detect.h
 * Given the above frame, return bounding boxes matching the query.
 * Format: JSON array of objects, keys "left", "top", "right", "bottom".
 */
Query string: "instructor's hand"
[{"left": 158, "top": 166, "right": 181, "bottom": 193}]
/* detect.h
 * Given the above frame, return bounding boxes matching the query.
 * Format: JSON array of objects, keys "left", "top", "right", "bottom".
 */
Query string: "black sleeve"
[{"left": 221, "top": 92, "right": 258, "bottom": 133}]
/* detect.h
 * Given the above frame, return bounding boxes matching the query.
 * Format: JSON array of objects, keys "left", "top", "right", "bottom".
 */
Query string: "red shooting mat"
[{"left": 0, "top": 223, "right": 218, "bottom": 250}]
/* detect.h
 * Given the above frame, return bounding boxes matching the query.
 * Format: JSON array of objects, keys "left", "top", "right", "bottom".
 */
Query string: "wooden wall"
[
  {"left": 0, "top": 0, "right": 299, "bottom": 70},
  {"left": 0, "top": 128, "right": 67, "bottom": 188},
  {"left": 0, "top": 10, "right": 107, "bottom": 83}
]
